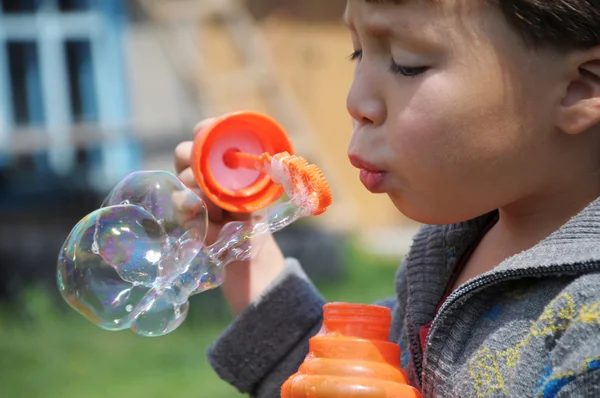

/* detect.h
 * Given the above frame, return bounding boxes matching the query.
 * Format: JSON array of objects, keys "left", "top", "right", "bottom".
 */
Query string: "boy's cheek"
[
  {"left": 387, "top": 104, "right": 456, "bottom": 163},
  {"left": 384, "top": 71, "right": 530, "bottom": 177},
  {"left": 388, "top": 115, "right": 502, "bottom": 193}
]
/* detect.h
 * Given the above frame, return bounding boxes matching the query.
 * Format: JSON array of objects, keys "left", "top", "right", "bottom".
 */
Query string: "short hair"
[{"left": 493, "top": 0, "right": 600, "bottom": 50}]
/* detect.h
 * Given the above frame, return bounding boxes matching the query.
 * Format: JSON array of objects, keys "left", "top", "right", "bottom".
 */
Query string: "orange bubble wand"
[{"left": 190, "top": 111, "right": 332, "bottom": 216}]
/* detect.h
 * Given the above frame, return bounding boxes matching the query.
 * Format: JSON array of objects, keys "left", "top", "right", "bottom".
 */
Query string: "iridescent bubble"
[
  {"left": 93, "top": 205, "right": 164, "bottom": 286},
  {"left": 130, "top": 288, "right": 190, "bottom": 337},
  {"left": 188, "top": 251, "right": 226, "bottom": 295},
  {"left": 57, "top": 170, "right": 307, "bottom": 336},
  {"left": 103, "top": 170, "right": 208, "bottom": 244},
  {"left": 57, "top": 208, "right": 152, "bottom": 330},
  {"left": 155, "top": 229, "right": 203, "bottom": 285}
]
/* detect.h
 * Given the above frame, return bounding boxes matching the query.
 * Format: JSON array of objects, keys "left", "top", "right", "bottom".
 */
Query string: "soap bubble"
[
  {"left": 57, "top": 170, "right": 307, "bottom": 336},
  {"left": 57, "top": 208, "right": 153, "bottom": 330},
  {"left": 129, "top": 287, "right": 190, "bottom": 337}
]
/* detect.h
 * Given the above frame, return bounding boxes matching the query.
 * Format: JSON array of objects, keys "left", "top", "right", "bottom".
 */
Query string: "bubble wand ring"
[{"left": 57, "top": 112, "right": 332, "bottom": 337}]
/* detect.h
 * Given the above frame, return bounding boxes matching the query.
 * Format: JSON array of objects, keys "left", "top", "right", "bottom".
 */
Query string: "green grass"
[
  {"left": 0, "top": 241, "right": 401, "bottom": 398},
  {"left": 320, "top": 240, "right": 400, "bottom": 303}
]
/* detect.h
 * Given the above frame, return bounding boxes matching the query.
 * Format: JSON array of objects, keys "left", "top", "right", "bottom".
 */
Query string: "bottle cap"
[{"left": 191, "top": 111, "right": 294, "bottom": 213}]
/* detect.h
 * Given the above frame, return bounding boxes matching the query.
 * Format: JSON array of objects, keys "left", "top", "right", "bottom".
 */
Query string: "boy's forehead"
[
  {"left": 344, "top": 0, "right": 421, "bottom": 28},
  {"left": 344, "top": 0, "right": 480, "bottom": 29},
  {"left": 344, "top": 0, "right": 419, "bottom": 22},
  {"left": 343, "top": 0, "right": 505, "bottom": 51}
]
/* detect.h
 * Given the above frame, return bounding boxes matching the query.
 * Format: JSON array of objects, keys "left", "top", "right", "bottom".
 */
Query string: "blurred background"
[{"left": 0, "top": 0, "right": 420, "bottom": 396}]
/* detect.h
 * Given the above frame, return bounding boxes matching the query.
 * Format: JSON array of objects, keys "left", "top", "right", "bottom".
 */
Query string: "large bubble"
[
  {"left": 57, "top": 171, "right": 306, "bottom": 336},
  {"left": 58, "top": 171, "right": 209, "bottom": 335}
]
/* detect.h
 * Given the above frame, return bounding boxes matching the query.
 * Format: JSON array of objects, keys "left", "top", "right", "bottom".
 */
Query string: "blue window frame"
[
  {"left": 7, "top": 40, "right": 45, "bottom": 125},
  {"left": 58, "top": 0, "right": 90, "bottom": 12},
  {"left": 0, "top": 0, "right": 138, "bottom": 203},
  {"left": 2, "top": 0, "right": 41, "bottom": 13},
  {"left": 65, "top": 39, "right": 98, "bottom": 123}
]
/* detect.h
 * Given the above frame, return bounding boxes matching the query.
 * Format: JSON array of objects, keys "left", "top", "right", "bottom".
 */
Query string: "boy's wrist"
[{"left": 220, "top": 234, "right": 285, "bottom": 317}]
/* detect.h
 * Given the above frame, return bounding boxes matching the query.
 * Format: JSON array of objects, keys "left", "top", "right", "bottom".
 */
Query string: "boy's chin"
[
  {"left": 386, "top": 193, "right": 428, "bottom": 223},
  {"left": 388, "top": 193, "right": 483, "bottom": 226}
]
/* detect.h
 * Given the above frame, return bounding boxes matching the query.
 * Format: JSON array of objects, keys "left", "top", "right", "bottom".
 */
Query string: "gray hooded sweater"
[{"left": 207, "top": 198, "right": 600, "bottom": 397}]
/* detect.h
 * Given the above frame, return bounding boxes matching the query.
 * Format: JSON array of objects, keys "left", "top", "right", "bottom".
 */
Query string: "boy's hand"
[
  {"left": 174, "top": 118, "right": 250, "bottom": 244},
  {"left": 174, "top": 118, "right": 285, "bottom": 316}
]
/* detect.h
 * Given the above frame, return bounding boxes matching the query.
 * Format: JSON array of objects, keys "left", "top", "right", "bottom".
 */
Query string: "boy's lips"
[
  {"left": 348, "top": 154, "right": 378, "bottom": 171},
  {"left": 348, "top": 154, "right": 387, "bottom": 193}
]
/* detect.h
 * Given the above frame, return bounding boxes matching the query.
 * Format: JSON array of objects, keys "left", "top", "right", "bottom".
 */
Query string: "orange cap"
[{"left": 191, "top": 111, "right": 294, "bottom": 213}]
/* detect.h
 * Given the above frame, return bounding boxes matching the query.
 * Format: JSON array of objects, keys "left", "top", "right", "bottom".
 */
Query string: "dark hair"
[{"left": 494, "top": 0, "right": 600, "bottom": 50}]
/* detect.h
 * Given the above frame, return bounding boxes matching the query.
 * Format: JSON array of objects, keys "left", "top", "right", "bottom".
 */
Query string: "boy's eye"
[
  {"left": 348, "top": 50, "right": 428, "bottom": 78},
  {"left": 348, "top": 50, "right": 363, "bottom": 61},
  {"left": 389, "top": 61, "right": 428, "bottom": 78}
]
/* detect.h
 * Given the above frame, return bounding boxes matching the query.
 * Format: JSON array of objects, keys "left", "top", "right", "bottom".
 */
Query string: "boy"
[{"left": 174, "top": 0, "right": 600, "bottom": 396}]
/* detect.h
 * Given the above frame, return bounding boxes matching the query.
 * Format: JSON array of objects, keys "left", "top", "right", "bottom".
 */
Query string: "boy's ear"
[{"left": 557, "top": 47, "right": 600, "bottom": 135}]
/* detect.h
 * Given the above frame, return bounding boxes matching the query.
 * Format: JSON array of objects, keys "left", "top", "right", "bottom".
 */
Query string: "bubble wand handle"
[
  {"left": 222, "top": 149, "right": 264, "bottom": 170},
  {"left": 207, "top": 152, "right": 332, "bottom": 266}
]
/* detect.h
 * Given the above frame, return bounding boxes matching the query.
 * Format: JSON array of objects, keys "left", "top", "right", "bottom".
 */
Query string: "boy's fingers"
[
  {"left": 174, "top": 117, "right": 219, "bottom": 174},
  {"left": 194, "top": 188, "right": 252, "bottom": 225},
  {"left": 205, "top": 221, "right": 224, "bottom": 246},
  {"left": 177, "top": 167, "right": 230, "bottom": 223},
  {"left": 174, "top": 141, "right": 193, "bottom": 174},
  {"left": 174, "top": 117, "right": 218, "bottom": 174},
  {"left": 203, "top": 194, "right": 228, "bottom": 224},
  {"left": 177, "top": 167, "right": 196, "bottom": 188},
  {"left": 193, "top": 117, "right": 218, "bottom": 138},
  {"left": 171, "top": 189, "right": 205, "bottom": 230},
  {"left": 171, "top": 116, "right": 255, "bottom": 246}
]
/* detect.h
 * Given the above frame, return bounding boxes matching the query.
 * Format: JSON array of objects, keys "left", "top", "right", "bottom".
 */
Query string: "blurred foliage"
[{"left": 0, "top": 239, "right": 401, "bottom": 398}]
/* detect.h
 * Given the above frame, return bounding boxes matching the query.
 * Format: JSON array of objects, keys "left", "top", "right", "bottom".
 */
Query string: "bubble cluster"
[{"left": 57, "top": 171, "right": 305, "bottom": 336}]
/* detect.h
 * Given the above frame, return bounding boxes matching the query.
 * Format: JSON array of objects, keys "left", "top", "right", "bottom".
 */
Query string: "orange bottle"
[{"left": 281, "top": 303, "right": 422, "bottom": 398}]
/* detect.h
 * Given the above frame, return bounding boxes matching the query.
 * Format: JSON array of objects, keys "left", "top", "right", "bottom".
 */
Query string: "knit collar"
[{"left": 404, "top": 195, "right": 600, "bottom": 328}]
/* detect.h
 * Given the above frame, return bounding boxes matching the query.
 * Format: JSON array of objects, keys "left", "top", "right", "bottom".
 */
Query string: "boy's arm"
[
  {"left": 207, "top": 259, "right": 404, "bottom": 397},
  {"left": 207, "top": 258, "right": 326, "bottom": 396}
]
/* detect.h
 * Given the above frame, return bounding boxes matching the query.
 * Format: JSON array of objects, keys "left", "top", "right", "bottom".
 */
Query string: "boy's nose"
[{"left": 346, "top": 78, "right": 386, "bottom": 127}]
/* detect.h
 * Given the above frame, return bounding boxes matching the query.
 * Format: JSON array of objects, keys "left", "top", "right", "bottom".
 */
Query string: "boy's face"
[{"left": 345, "top": 0, "right": 574, "bottom": 224}]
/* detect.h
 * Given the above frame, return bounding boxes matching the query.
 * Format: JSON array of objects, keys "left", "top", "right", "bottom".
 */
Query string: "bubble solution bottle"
[{"left": 281, "top": 303, "right": 422, "bottom": 398}]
